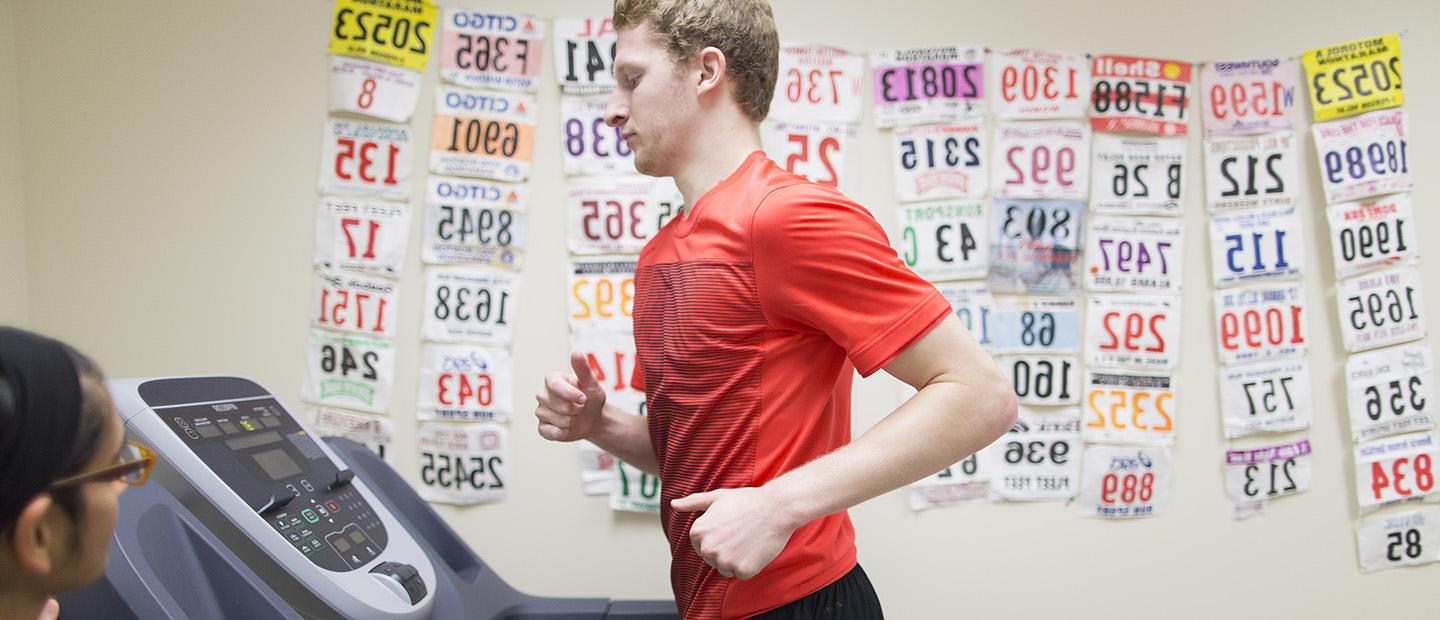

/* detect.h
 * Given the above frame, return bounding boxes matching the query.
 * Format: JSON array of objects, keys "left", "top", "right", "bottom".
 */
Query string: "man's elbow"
[{"left": 984, "top": 380, "right": 1019, "bottom": 440}]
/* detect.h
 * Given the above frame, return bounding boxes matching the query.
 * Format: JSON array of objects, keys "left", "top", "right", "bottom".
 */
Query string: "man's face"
[{"left": 605, "top": 23, "right": 699, "bottom": 177}]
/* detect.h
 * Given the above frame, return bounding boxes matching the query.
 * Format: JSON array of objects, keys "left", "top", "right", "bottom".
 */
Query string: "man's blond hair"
[{"left": 613, "top": 0, "right": 779, "bottom": 122}]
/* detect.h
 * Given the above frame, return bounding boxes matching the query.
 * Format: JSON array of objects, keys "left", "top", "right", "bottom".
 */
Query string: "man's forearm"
[
  {"left": 762, "top": 377, "right": 1015, "bottom": 528},
  {"left": 589, "top": 404, "right": 660, "bottom": 475}
]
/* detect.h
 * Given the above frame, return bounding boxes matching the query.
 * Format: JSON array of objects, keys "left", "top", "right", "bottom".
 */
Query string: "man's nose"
[{"left": 604, "top": 91, "right": 627, "bottom": 128}]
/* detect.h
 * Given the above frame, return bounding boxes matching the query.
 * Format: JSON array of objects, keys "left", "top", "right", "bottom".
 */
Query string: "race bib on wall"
[
  {"left": 328, "top": 0, "right": 437, "bottom": 72},
  {"left": 1207, "top": 207, "right": 1304, "bottom": 288},
  {"left": 1083, "top": 370, "right": 1176, "bottom": 445},
  {"left": 1002, "top": 355, "right": 1079, "bottom": 406},
  {"left": 311, "top": 407, "right": 393, "bottom": 462},
  {"left": 417, "top": 422, "right": 508, "bottom": 504},
  {"left": 910, "top": 440, "right": 1002, "bottom": 510},
  {"left": 1355, "top": 433, "right": 1439, "bottom": 512},
  {"left": 1200, "top": 58, "right": 1298, "bottom": 135},
  {"left": 870, "top": 46, "right": 984, "bottom": 127},
  {"left": 1085, "top": 295, "right": 1181, "bottom": 370},
  {"left": 561, "top": 95, "right": 636, "bottom": 176},
  {"left": 1219, "top": 359, "right": 1313, "bottom": 438},
  {"left": 989, "top": 200, "right": 1084, "bottom": 295},
  {"left": 611, "top": 460, "right": 662, "bottom": 513},
  {"left": 1202, "top": 132, "right": 1298, "bottom": 213},
  {"left": 566, "top": 176, "right": 682, "bottom": 255},
  {"left": 990, "top": 297, "right": 1079, "bottom": 354},
  {"left": 1089, "top": 55, "right": 1192, "bottom": 136},
  {"left": 1337, "top": 266, "right": 1425, "bottom": 353},
  {"left": 552, "top": 17, "right": 617, "bottom": 94},
  {"left": 422, "top": 176, "right": 528, "bottom": 267},
  {"left": 1302, "top": 34, "right": 1403, "bottom": 122},
  {"left": 1084, "top": 216, "right": 1183, "bottom": 293},
  {"left": 430, "top": 86, "right": 536, "bottom": 182},
  {"left": 1312, "top": 109, "right": 1411, "bottom": 204},
  {"left": 897, "top": 201, "right": 988, "bottom": 281},
  {"left": 1214, "top": 285, "right": 1308, "bottom": 365},
  {"left": 936, "top": 281, "right": 994, "bottom": 349},
  {"left": 991, "top": 122, "right": 1090, "bottom": 200},
  {"left": 771, "top": 44, "right": 865, "bottom": 124},
  {"left": 1357, "top": 508, "right": 1440, "bottom": 572},
  {"left": 1224, "top": 439, "right": 1312, "bottom": 503},
  {"left": 328, "top": 56, "right": 422, "bottom": 122},
  {"left": 421, "top": 266, "right": 519, "bottom": 345},
  {"left": 1346, "top": 342, "right": 1436, "bottom": 443},
  {"left": 303, "top": 329, "right": 395, "bottom": 414},
  {"left": 568, "top": 258, "right": 636, "bottom": 335},
  {"left": 1089, "top": 135, "right": 1186, "bottom": 216},
  {"left": 991, "top": 48, "right": 1090, "bottom": 120},
  {"left": 993, "top": 408, "right": 1082, "bottom": 501},
  {"left": 417, "top": 343, "right": 512, "bottom": 422},
  {"left": 1079, "top": 445, "right": 1171, "bottom": 518},
  {"left": 570, "top": 331, "right": 646, "bottom": 416},
  {"left": 320, "top": 118, "right": 413, "bottom": 201},
  {"left": 313, "top": 270, "right": 398, "bottom": 338},
  {"left": 315, "top": 198, "right": 411, "bottom": 277},
  {"left": 762, "top": 121, "right": 858, "bottom": 196},
  {"left": 439, "top": 10, "right": 544, "bottom": 91},
  {"left": 1326, "top": 194, "right": 1417, "bottom": 279},
  {"left": 891, "top": 124, "right": 986, "bottom": 202}
]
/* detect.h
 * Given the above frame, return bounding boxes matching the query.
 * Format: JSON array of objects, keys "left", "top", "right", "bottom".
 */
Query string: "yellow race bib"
[
  {"left": 1302, "top": 34, "right": 1403, "bottom": 122},
  {"left": 329, "top": 0, "right": 437, "bottom": 72}
]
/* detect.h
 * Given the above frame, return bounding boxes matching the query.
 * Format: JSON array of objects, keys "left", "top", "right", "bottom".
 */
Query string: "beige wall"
[
  {"left": 0, "top": 0, "right": 28, "bottom": 325},
  {"left": 7, "top": 0, "right": 1440, "bottom": 616}
]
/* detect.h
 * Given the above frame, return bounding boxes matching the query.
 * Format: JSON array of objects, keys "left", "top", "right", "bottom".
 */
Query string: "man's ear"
[
  {"left": 696, "top": 46, "right": 728, "bottom": 95},
  {"left": 7, "top": 495, "right": 61, "bottom": 576}
]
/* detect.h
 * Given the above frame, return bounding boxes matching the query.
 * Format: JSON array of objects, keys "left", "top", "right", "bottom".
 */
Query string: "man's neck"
[{"left": 669, "top": 117, "right": 763, "bottom": 215}]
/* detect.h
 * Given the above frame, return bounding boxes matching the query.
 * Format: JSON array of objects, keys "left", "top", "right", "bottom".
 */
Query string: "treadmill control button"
[
  {"left": 301, "top": 509, "right": 319, "bottom": 524},
  {"left": 329, "top": 469, "right": 356, "bottom": 491}
]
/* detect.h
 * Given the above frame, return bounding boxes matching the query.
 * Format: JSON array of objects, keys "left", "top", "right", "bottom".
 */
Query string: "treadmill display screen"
[
  {"left": 155, "top": 397, "right": 388, "bottom": 572},
  {"left": 253, "top": 448, "right": 303, "bottom": 480}
]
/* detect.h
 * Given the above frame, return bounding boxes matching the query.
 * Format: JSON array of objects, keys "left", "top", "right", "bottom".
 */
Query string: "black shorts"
[{"left": 750, "top": 564, "right": 883, "bottom": 619}]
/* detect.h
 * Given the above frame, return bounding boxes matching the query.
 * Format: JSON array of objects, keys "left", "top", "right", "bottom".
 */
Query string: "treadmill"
[{"left": 57, "top": 376, "right": 676, "bottom": 619}]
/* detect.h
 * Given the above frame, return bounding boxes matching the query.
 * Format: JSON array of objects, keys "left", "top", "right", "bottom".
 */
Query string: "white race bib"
[
  {"left": 302, "top": 329, "right": 395, "bottom": 414},
  {"left": 1326, "top": 194, "right": 1417, "bottom": 279},
  {"left": 1085, "top": 295, "right": 1181, "bottom": 370},
  {"left": 416, "top": 422, "right": 508, "bottom": 504},
  {"left": 1218, "top": 359, "right": 1313, "bottom": 438},
  {"left": 416, "top": 343, "right": 512, "bottom": 422},
  {"left": 1336, "top": 266, "right": 1426, "bottom": 353},
  {"left": 422, "top": 176, "right": 528, "bottom": 267},
  {"left": 1089, "top": 135, "right": 1186, "bottom": 216},
  {"left": 991, "top": 122, "right": 1091, "bottom": 200},
  {"left": 1079, "top": 445, "right": 1172, "bottom": 518},
  {"left": 314, "top": 198, "right": 411, "bottom": 277},
  {"left": 1346, "top": 342, "right": 1436, "bottom": 443},
  {"left": 319, "top": 118, "right": 413, "bottom": 200},
  {"left": 896, "top": 201, "right": 988, "bottom": 281},
  {"left": 891, "top": 124, "right": 987, "bottom": 202},
  {"left": 421, "top": 266, "right": 519, "bottom": 344},
  {"left": 1213, "top": 285, "right": 1308, "bottom": 365},
  {"left": 1202, "top": 132, "right": 1298, "bottom": 213}
]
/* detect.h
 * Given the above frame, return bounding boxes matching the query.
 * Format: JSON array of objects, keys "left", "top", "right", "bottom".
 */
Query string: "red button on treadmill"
[{"left": 325, "top": 500, "right": 341, "bottom": 513}]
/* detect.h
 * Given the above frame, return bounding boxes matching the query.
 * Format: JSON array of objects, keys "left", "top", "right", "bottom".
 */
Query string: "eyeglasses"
[{"left": 50, "top": 440, "right": 156, "bottom": 489}]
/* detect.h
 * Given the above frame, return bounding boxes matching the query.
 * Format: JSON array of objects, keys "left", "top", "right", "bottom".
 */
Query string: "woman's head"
[{"left": 0, "top": 327, "right": 129, "bottom": 597}]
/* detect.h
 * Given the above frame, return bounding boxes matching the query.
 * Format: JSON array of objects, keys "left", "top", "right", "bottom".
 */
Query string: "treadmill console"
[
  {"left": 158, "top": 397, "right": 388, "bottom": 572},
  {"left": 110, "top": 376, "right": 435, "bottom": 618}
]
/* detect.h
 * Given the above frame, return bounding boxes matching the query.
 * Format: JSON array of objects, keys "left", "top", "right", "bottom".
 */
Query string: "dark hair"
[{"left": 0, "top": 330, "right": 112, "bottom": 531}]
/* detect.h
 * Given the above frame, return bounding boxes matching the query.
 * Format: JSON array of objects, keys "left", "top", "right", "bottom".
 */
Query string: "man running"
[{"left": 534, "top": 2, "right": 1017, "bottom": 617}]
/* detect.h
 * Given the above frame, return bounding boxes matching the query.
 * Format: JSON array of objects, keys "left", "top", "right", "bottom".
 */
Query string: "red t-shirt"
[{"left": 631, "top": 151, "right": 951, "bottom": 619}]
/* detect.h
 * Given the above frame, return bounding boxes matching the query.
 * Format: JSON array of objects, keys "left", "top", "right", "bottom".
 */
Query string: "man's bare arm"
[
  {"left": 673, "top": 314, "right": 1016, "bottom": 579},
  {"left": 535, "top": 353, "right": 660, "bottom": 475}
]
